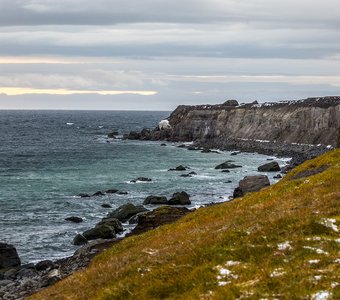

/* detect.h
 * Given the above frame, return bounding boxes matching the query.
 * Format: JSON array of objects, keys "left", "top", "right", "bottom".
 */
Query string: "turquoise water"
[{"left": 0, "top": 110, "right": 289, "bottom": 263}]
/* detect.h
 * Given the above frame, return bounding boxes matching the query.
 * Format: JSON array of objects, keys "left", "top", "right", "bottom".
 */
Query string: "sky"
[{"left": 0, "top": 0, "right": 340, "bottom": 110}]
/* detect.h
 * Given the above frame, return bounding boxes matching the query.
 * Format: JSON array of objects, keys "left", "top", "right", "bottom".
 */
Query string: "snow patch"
[
  {"left": 308, "top": 260, "right": 320, "bottom": 264},
  {"left": 303, "top": 246, "right": 328, "bottom": 255},
  {"left": 270, "top": 268, "right": 286, "bottom": 277},
  {"left": 277, "top": 241, "right": 292, "bottom": 251},
  {"left": 312, "top": 291, "right": 330, "bottom": 300},
  {"left": 320, "top": 218, "right": 338, "bottom": 232}
]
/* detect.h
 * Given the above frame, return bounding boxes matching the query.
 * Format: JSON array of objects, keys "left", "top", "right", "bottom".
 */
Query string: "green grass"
[{"left": 31, "top": 150, "right": 340, "bottom": 299}]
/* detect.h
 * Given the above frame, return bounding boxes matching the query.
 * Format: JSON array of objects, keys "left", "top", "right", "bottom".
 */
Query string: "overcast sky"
[{"left": 0, "top": 0, "right": 340, "bottom": 110}]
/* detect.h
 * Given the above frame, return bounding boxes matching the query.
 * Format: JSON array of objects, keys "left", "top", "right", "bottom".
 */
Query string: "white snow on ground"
[
  {"left": 225, "top": 261, "right": 241, "bottom": 267},
  {"left": 311, "top": 291, "right": 330, "bottom": 300},
  {"left": 320, "top": 218, "right": 338, "bottom": 232},
  {"left": 308, "top": 260, "right": 320, "bottom": 264},
  {"left": 270, "top": 268, "right": 286, "bottom": 277},
  {"left": 215, "top": 264, "right": 238, "bottom": 286},
  {"left": 277, "top": 241, "right": 292, "bottom": 251}
]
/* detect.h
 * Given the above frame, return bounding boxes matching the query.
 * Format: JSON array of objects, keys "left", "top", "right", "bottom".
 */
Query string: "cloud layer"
[{"left": 0, "top": 0, "right": 339, "bottom": 109}]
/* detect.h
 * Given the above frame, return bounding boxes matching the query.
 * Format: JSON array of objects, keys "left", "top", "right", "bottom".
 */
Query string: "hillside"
[{"left": 31, "top": 150, "right": 340, "bottom": 299}]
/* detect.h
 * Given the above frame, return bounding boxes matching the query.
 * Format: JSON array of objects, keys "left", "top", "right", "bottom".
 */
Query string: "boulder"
[
  {"left": 65, "top": 216, "right": 83, "bottom": 223},
  {"left": 189, "top": 171, "right": 197, "bottom": 175},
  {"left": 130, "top": 206, "right": 191, "bottom": 235},
  {"left": 221, "top": 170, "right": 230, "bottom": 173},
  {"left": 78, "top": 193, "right": 90, "bottom": 198},
  {"left": 117, "top": 191, "right": 128, "bottom": 195},
  {"left": 273, "top": 174, "right": 283, "bottom": 179},
  {"left": 168, "top": 165, "right": 187, "bottom": 171},
  {"left": 97, "top": 217, "right": 123, "bottom": 234},
  {"left": 215, "top": 161, "right": 242, "bottom": 169},
  {"left": 168, "top": 191, "right": 191, "bottom": 205},
  {"left": 101, "top": 203, "right": 112, "bottom": 208},
  {"left": 233, "top": 175, "right": 270, "bottom": 198},
  {"left": 92, "top": 191, "right": 105, "bottom": 197},
  {"left": 258, "top": 161, "right": 281, "bottom": 172},
  {"left": 160, "top": 143, "right": 167, "bottom": 146},
  {"left": 143, "top": 195, "right": 168, "bottom": 205},
  {"left": 73, "top": 234, "right": 88, "bottom": 246},
  {"left": 223, "top": 99, "right": 239, "bottom": 107},
  {"left": 0, "top": 243, "right": 21, "bottom": 269},
  {"left": 83, "top": 224, "right": 116, "bottom": 241},
  {"left": 128, "top": 212, "right": 148, "bottom": 224},
  {"left": 35, "top": 260, "right": 55, "bottom": 271},
  {"left": 130, "top": 177, "right": 152, "bottom": 183},
  {"left": 124, "top": 131, "right": 140, "bottom": 140},
  {"left": 107, "top": 203, "right": 148, "bottom": 222},
  {"left": 177, "top": 144, "right": 187, "bottom": 148},
  {"left": 105, "top": 189, "right": 119, "bottom": 194}
]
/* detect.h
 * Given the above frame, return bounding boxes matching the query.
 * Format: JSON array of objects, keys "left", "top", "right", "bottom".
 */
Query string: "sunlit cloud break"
[{"left": 0, "top": 87, "right": 158, "bottom": 96}]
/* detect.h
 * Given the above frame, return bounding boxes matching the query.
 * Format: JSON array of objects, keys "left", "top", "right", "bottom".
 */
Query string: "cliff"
[
  {"left": 127, "top": 97, "right": 340, "bottom": 157},
  {"left": 31, "top": 149, "right": 340, "bottom": 299}
]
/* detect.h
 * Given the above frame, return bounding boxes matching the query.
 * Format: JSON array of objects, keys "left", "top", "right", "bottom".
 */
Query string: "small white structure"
[{"left": 159, "top": 119, "right": 172, "bottom": 130}]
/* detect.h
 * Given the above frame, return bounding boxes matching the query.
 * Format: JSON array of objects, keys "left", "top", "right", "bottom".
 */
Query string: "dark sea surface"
[{"left": 0, "top": 110, "right": 289, "bottom": 263}]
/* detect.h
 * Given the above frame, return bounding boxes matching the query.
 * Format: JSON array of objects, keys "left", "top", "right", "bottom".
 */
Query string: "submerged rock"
[
  {"left": 0, "top": 243, "right": 21, "bottom": 269},
  {"left": 168, "top": 165, "right": 187, "bottom": 171},
  {"left": 258, "top": 161, "right": 281, "bottom": 172},
  {"left": 65, "top": 216, "right": 83, "bottom": 223},
  {"left": 168, "top": 191, "right": 191, "bottom": 205},
  {"left": 130, "top": 206, "right": 191, "bottom": 235},
  {"left": 143, "top": 195, "right": 168, "bottom": 205},
  {"left": 215, "top": 161, "right": 242, "bottom": 169},
  {"left": 92, "top": 191, "right": 105, "bottom": 197},
  {"left": 78, "top": 193, "right": 90, "bottom": 198},
  {"left": 101, "top": 203, "right": 112, "bottom": 208},
  {"left": 105, "top": 189, "right": 119, "bottom": 194},
  {"left": 130, "top": 177, "right": 152, "bottom": 183},
  {"left": 233, "top": 175, "right": 270, "bottom": 198}
]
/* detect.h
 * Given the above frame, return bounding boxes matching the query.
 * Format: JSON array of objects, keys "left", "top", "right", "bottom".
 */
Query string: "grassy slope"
[{"left": 31, "top": 150, "right": 340, "bottom": 299}]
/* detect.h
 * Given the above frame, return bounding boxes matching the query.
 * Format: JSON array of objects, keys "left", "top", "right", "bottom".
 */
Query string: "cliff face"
[{"left": 165, "top": 97, "right": 340, "bottom": 148}]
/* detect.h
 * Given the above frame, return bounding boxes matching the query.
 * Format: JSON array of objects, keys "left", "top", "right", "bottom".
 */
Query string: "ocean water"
[{"left": 0, "top": 110, "right": 289, "bottom": 264}]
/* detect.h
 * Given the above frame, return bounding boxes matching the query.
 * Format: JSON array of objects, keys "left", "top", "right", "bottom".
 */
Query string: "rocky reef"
[{"left": 125, "top": 96, "right": 340, "bottom": 161}]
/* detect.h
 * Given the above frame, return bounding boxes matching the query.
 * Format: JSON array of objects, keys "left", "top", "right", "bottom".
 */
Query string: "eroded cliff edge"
[{"left": 126, "top": 96, "right": 340, "bottom": 161}]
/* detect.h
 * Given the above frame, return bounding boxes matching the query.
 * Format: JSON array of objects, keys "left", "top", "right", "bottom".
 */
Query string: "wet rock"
[
  {"left": 187, "top": 146, "right": 201, "bottom": 151},
  {"left": 143, "top": 195, "right": 168, "bottom": 205},
  {"left": 233, "top": 175, "right": 270, "bottom": 198},
  {"left": 189, "top": 171, "right": 197, "bottom": 175},
  {"left": 215, "top": 161, "right": 242, "bottom": 169},
  {"left": 97, "top": 217, "right": 123, "bottom": 234},
  {"left": 231, "top": 151, "right": 240, "bottom": 156},
  {"left": 83, "top": 225, "right": 116, "bottom": 241},
  {"left": 117, "top": 191, "right": 128, "bottom": 195},
  {"left": 105, "top": 189, "right": 119, "bottom": 194},
  {"left": 258, "top": 161, "right": 281, "bottom": 172},
  {"left": 16, "top": 268, "right": 38, "bottom": 279},
  {"left": 160, "top": 143, "right": 167, "bottom": 146},
  {"left": 168, "top": 191, "right": 191, "bottom": 205},
  {"left": 130, "top": 177, "right": 152, "bottom": 183},
  {"left": 130, "top": 206, "right": 191, "bottom": 235},
  {"left": 35, "top": 260, "right": 55, "bottom": 271},
  {"left": 123, "top": 131, "right": 140, "bottom": 140},
  {"left": 221, "top": 170, "right": 230, "bottom": 173},
  {"left": 78, "top": 193, "right": 90, "bottom": 198},
  {"left": 0, "top": 279, "right": 12, "bottom": 287},
  {"left": 128, "top": 212, "right": 148, "bottom": 224},
  {"left": 273, "top": 174, "right": 283, "bottom": 179},
  {"left": 101, "top": 203, "right": 112, "bottom": 208},
  {"left": 177, "top": 144, "right": 187, "bottom": 148},
  {"left": 180, "top": 174, "right": 192, "bottom": 177},
  {"left": 107, "top": 203, "right": 148, "bottom": 222},
  {"left": 0, "top": 243, "right": 21, "bottom": 269},
  {"left": 65, "top": 216, "right": 83, "bottom": 223},
  {"left": 92, "top": 191, "right": 105, "bottom": 197},
  {"left": 168, "top": 165, "right": 187, "bottom": 171},
  {"left": 108, "top": 131, "right": 119, "bottom": 138},
  {"left": 72, "top": 234, "right": 88, "bottom": 246}
]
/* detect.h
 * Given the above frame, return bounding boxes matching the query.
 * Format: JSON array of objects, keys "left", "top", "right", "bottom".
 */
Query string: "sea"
[{"left": 0, "top": 110, "right": 290, "bottom": 264}]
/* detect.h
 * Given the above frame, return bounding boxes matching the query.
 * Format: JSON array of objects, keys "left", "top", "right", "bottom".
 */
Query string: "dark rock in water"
[
  {"left": 215, "top": 161, "right": 242, "bottom": 169},
  {"left": 180, "top": 174, "right": 192, "bottom": 177},
  {"left": 168, "top": 165, "right": 187, "bottom": 171},
  {"left": 108, "top": 131, "right": 119, "bottom": 138},
  {"left": 223, "top": 99, "right": 239, "bottom": 107},
  {"left": 233, "top": 175, "right": 270, "bottom": 198},
  {"left": 107, "top": 203, "right": 148, "bottom": 222},
  {"left": 73, "top": 234, "right": 88, "bottom": 246},
  {"left": 117, "top": 191, "right": 128, "bottom": 195},
  {"left": 97, "top": 217, "right": 123, "bottom": 234},
  {"left": 105, "top": 189, "right": 119, "bottom": 194},
  {"left": 187, "top": 146, "right": 201, "bottom": 151},
  {"left": 273, "top": 174, "right": 283, "bottom": 179},
  {"left": 128, "top": 212, "right": 148, "bottom": 224},
  {"left": 101, "top": 203, "right": 112, "bottom": 208},
  {"left": 258, "top": 161, "right": 281, "bottom": 172},
  {"left": 267, "top": 158, "right": 274, "bottom": 161},
  {"left": 123, "top": 131, "right": 140, "bottom": 140},
  {"left": 35, "top": 260, "right": 55, "bottom": 271},
  {"left": 168, "top": 191, "right": 191, "bottom": 205},
  {"left": 189, "top": 171, "right": 197, "bottom": 175},
  {"left": 83, "top": 225, "right": 116, "bottom": 241},
  {"left": 177, "top": 144, "right": 187, "bottom": 148},
  {"left": 65, "top": 216, "right": 83, "bottom": 223},
  {"left": 225, "top": 180, "right": 233, "bottom": 183},
  {"left": 0, "top": 243, "right": 21, "bottom": 269},
  {"left": 160, "top": 143, "right": 167, "bottom": 146},
  {"left": 130, "top": 206, "right": 191, "bottom": 235},
  {"left": 92, "top": 191, "right": 105, "bottom": 197},
  {"left": 231, "top": 151, "right": 240, "bottom": 156},
  {"left": 201, "top": 148, "right": 212, "bottom": 153},
  {"left": 143, "top": 195, "right": 168, "bottom": 205},
  {"left": 78, "top": 193, "right": 90, "bottom": 198},
  {"left": 221, "top": 169, "right": 230, "bottom": 173},
  {"left": 130, "top": 177, "right": 152, "bottom": 183}
]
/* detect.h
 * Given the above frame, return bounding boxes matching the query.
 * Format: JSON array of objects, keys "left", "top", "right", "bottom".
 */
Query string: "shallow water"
[{"left": 0, "top": 110, "right": 289, "bottom": 263}]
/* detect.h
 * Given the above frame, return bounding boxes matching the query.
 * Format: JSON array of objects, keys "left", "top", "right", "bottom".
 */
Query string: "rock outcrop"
[
  {"left": 233, "top": 175, "right": 270, "bottom": 198},
  {"left": 0, "top": 243, "right": 21, "bottom": 269},
  {"left": 126, "top": 96, "right": 340, "bottom": 159}
]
